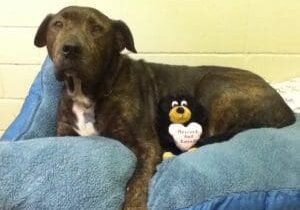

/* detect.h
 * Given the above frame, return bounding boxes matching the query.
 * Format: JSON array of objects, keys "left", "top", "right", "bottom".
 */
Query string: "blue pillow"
[
  {"left": 0, "top": 137, "right": 136, "bottom": 210},
  {"left": 148, "top": 115, "right": 300, "bottom": 210}
]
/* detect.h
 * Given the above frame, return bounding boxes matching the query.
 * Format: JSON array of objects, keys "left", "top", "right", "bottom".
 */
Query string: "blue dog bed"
[{"left": 1, "top": 57, "right": 300, "bottom": 210}]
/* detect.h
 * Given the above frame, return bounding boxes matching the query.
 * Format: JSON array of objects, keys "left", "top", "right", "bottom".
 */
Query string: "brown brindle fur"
[{"left": 34, "top": 6, "right": 295, "bottom": 209}]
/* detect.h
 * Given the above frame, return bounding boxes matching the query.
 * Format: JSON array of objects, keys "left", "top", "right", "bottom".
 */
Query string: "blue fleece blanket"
[
  {"left": 148, "top": 115, "right": 300, "bottom": 210},
  {"left": 0, "top": 137, "right": 136, "bottom": 210}
]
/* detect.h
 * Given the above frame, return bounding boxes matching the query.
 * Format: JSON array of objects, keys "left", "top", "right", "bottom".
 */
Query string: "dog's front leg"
[
  {"left": 57, "top": 121, "right": 78, "bottom": 136},
  {"left": 123, "top": 133, "right": 161, "bottom": 210},
  {"left": 56, "top": 97, "right": 78, "bottom": 136}
]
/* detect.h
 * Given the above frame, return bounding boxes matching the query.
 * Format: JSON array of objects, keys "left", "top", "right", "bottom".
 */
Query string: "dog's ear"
[
  {"left": 34, "top": 14, "right": 53, "bottom": 47},
  {"left": 113, "top": 20, "right": 137, "bottom": 53}
]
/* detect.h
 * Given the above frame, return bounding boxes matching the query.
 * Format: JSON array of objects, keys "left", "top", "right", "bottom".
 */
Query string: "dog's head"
[{"left": 34, "top": 6, "right": 136, "bottom": 82}]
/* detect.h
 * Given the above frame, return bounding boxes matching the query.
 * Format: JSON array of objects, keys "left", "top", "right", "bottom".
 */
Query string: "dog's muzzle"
[
  {"left": 53, "top": 39, "right": 83, "bottom": 81},
  {"left": 61, "top": 41, "right": 81, "bottom": 59}
]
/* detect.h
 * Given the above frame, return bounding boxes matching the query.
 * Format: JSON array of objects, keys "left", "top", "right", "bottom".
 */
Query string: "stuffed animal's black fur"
[{"left": 156, "top": 95, "right": 244, "bottom": 154}]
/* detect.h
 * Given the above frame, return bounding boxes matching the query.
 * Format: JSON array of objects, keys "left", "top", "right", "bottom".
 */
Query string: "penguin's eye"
[
  {"left": 171, "top": 101, "right": 179, "bottom": 107},
  {"left": 181, "top": 100, "right": 188, "bottom": 106}
]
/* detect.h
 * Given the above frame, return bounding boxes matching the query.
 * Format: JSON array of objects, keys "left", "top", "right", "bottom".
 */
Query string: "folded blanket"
[
  {"left": 0, "top": 137, "right": 136, "bottom": 210},
  {"left": 272, "top": 77, "right": 300, "bottom": 113},
  {"left": 148, "top": 115, "right": 300, "bottom": 210}
]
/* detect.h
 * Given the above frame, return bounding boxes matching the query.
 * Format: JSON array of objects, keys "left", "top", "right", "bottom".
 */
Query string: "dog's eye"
[
  {"left": 171, "top": 101, "right": 179, "bottom": 107},
  {"left": 181, "top": 100, "right": 188, "bottom": 107},
  {"left": 91, "top": 25, "right": 104, "bottom": 34},
  {"left": 53, "top": 21, "right": 63, "bottom": 28}
]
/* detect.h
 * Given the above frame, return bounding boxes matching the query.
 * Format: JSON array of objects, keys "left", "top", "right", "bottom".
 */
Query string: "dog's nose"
[
  {"left": 176, "top": 107, "right": 185, "bottom": 114},
  {"left": 62, "top": 43, "right": 81, "bottom": 58}
]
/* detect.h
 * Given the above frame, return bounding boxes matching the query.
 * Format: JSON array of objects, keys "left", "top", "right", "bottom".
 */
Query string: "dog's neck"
[
  {"left": 97, "top": 53, "right": 125, "bottom": 97},
  {"left": 65, "top": 75, "right": 94, "bottom": 108}
]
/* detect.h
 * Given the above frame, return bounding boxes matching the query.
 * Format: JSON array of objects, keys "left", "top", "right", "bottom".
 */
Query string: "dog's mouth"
[
  {"left": 65, "top": 74, "right": 75, "bottom": 93},
  {"left": 52, "top": 48, "right": 99, "bottom": 85},
  {"left": 64, "top": 75, "right": 93, "bottom": 108},
  {"left": 53, "top": 54, "right": 81, "bottom": 81},
  {"left": 54, "top": 54, "right": 78, "bottom": 69}
]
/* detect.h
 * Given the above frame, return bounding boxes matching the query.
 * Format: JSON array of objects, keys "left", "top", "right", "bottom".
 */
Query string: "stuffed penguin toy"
[{"left": 156, "top": 95, "right": 208, "bottom": 159}]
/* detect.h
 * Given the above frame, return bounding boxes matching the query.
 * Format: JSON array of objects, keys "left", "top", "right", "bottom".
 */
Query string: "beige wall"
[{"left": 1, "top": 0, "right": 300, "bottom": 135}]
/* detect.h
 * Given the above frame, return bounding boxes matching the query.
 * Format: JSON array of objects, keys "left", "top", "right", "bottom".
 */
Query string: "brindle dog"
[{"left": 34, "top": 6, "right": 295, "bottom": 209}]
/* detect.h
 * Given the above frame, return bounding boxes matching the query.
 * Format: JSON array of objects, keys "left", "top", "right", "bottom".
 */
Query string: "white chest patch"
[
  {"left": 65, "top": 75, "right": 99, "bottom": 136},
  {"left": 72, "top": 101, "right": 99, "bottom": 136},
  {"left": 168, "top": 122, "right": 203, "bottom": 151}
]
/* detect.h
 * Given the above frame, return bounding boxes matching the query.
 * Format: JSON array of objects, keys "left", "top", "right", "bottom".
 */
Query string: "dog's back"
[{"left": 140, "top": 60, "right": 295, "bottom": 138}]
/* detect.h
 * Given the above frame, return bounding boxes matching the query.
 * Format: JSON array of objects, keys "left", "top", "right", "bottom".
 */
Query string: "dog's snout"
[
  {"left": 176, "top": 107, "right": 185, "bottom": 114},
  {"left": 62, "top": 42, "right": 81, "bottom": 58}
]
